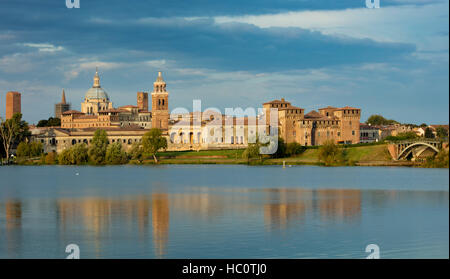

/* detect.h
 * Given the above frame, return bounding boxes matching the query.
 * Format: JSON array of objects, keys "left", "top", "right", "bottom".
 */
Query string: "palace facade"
[{"left": 33, "top": 70, "right": 360, "bottom": 153}]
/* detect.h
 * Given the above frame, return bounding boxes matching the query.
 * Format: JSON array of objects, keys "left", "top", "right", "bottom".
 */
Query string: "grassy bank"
[{"left": 10, "top": 144, "right": 448, "bottom": 168}]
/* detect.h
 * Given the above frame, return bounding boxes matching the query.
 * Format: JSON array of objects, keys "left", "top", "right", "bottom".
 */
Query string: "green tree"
[
  {"left": 318, "top": 140, "right": 345, "bottom": 166},
  {"left": 37, "top": 117, "right": 61, "bottom": 127},
  {"left": 58, "top": 144, "right": 88, "bottom": 165},
  {"left": 286, "top": 142, "right": 306, "bottom": 156},
  {"left": 366, "top": 115, "right": 398, "bottom": 126},
  {"left": 424, "top": 127, "right": 435, "bottom": 139},
  {"left": 16, "top": 141, "right": 31, "bottom": 157},
  {"left": 435, "top": 127, "right": 448, "bottom": 138},
  {"left": 0, "top": 113, "right": 29, "bottom": 163},
  {"left": 106, "top": 142, "right": 128, "bottom": 164},
  {"left": 142, "top": 128, "right": 167, "bottom": 163},
  {"left": 72, "top": 143, "right": 89, "bottom": 164},
  {"left": 385, "top": 132, "right": 418, "bottom": 141},
  {"left": 129, "top": 142, "right": 144, "bottom": 162},
  {"left": 58, "top": 148, "right": 72, "bottom": 165},
  {"left": 30, "top": 142, "right": 43, "bottom": 157},
  {"left": 271, "top": 137, "right": 287, "bottom": 158},
  {"left": 242, "top": 135, "right": 266, "bottom": 163},
  {"left": 88, "top": 129, "right": 109, "bottom": 164}
]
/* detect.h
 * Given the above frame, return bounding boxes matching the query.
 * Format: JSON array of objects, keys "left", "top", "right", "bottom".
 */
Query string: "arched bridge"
[{"left": 388, "top": 139, "right": 442, "bottom": 161}]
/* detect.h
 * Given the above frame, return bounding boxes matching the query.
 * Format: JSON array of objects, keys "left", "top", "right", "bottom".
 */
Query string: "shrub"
[
  {"left": 286, "top": 142, "right": 306, "bottom": 156},
  {"left": 318, "top": 140, "right": 346, "bottom": 166},
  {"left": 16, "top": 142, "right": 31, "bottom": 157},
  {"left": 45, "top": 151, "right": 57, "bottom": 164},
  {"left": 106, "top": 142, "right": 128, "bottom": 164}
]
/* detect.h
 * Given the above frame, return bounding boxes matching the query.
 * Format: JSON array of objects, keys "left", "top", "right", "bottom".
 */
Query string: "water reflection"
[
  {"left": 1, "top": 187, "right": 448, "bottom": 258},
  {"left": 4, "top": 200, "right": 22, "bottom": 256}
]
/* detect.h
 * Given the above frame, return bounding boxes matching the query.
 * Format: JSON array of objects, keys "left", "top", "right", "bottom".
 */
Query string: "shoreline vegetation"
[
  {"left": 10, "top": 140, "right": 450, "bottom": 169},
  {"left": 1, "top": 115, "right": 448, "bottom": 168}
]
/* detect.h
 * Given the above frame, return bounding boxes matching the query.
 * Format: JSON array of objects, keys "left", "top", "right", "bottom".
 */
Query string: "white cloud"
[
  {"left": 214, "top": 2, "right": 449, "bottom": 56},
  {"left": 22, "top": 43, "right": 64, "bottom": 52}
]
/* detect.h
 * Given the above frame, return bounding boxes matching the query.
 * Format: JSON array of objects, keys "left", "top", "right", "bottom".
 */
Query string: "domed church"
[{"left": 81, "top": 68, "right": 113, "bottom": 115}]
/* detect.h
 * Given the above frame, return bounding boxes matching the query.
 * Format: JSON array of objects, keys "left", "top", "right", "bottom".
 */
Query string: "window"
[{"left": 352, "top": 130, "right": 355, "bottom": 136}]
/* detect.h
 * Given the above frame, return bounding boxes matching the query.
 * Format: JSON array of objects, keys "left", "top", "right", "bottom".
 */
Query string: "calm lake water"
[{"left": 0, "top": 165, "right": 448, "bottom": 259}]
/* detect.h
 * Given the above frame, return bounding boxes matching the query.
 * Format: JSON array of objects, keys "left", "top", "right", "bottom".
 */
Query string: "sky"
[{"left": 0, "top": 0, "right": 448, "bottom": 124}]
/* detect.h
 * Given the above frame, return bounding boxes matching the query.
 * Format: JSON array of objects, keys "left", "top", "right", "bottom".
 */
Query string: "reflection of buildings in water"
[
  {"left": 263, "top": 189, "right": 313, "bottom": 231},
  {"left": 316, "top": 189, "right": 362, "bottom": 221},
  {"left": 171, "top": 193, "right": 227, "bottom": 220},
  {"left": 5, "top": 200, "right": 22, "bottom": 230},
  {"left": 136, "top": 198, "right": 151, "bottom": 237},
  {"left": 151, "top": 193, "right": 169, "bottom": 258},
  {"left": 3, "top": 200, "right": 23, "bottom": 257}
]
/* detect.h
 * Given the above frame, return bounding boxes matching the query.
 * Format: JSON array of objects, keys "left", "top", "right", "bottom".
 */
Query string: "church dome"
[
  {"left": 84, "top": 87, "right": 109, "bottom": 100},
  {"left": 84, "top": 69, "right": 110, "bottom": 100}
]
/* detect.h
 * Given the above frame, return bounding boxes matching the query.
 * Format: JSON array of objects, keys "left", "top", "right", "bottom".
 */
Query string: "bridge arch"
[{"left": 397, "top": 142, "right": 440, "bottom": 160}]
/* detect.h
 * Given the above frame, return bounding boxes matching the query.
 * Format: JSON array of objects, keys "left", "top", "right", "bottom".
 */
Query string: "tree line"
[{"left": 39, "top": 128, "right": 167, "bottom": 165}]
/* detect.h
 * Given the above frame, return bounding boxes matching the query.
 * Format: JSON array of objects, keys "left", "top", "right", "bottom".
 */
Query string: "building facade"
[
  {"left": 6, "top": 91, "right": 21, "bottom": 119},
  {"left": 35, "top": 70, "right": 362, "bottom": 153},
  {"left": 264, "top": 99, "right": 361, "bottom": 146}
]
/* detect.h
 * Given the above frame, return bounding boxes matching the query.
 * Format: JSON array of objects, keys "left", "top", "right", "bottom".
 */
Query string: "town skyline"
[{"left": 0, "top": 0, "right": 448, "bottom": 125}]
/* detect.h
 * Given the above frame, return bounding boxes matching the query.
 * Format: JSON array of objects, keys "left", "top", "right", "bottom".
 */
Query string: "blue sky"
[{"left": 0, "top": 0, "right": 448, "bottom": 124}]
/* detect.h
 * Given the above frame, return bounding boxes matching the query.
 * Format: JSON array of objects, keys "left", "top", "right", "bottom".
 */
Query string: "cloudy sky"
[{"left": 0, "top": 0, "right": 448, "bottom": 124}]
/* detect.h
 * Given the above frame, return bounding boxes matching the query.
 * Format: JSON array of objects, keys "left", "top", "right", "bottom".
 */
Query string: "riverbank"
[{"left": 9, "top": 143, "right": 444, "bottom": 167}]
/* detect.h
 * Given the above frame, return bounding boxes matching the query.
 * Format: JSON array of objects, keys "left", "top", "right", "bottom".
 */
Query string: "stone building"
[
  {"left": 263, "top": 99, "right": 361, "bottom": 146},
  {"left": 54, "top": 89, "right": 71, "bottom": 118},
  {"left": 360, "top": 123, "right": 381, "bottom": 143},
  {"left": 61, "top": 70, "right": 152, "bottom": 130},
  {"left": 35, "top": 70, "right": 362, "bottom": 154},
  {"left": 5, "top": 91, "right": 21, "bottom": 119}
]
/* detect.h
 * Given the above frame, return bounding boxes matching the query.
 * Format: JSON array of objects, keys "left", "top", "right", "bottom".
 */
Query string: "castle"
[{"left": 33, "top": 70, "right": 360, "bottom": 153}]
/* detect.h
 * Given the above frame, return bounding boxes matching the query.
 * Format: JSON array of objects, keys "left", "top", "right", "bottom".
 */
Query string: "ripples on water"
[{"left": 0, "top": 165, "right": 448, "bottom": 258}]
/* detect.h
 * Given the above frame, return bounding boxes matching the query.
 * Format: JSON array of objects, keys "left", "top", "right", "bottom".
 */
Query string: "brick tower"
[
  {"left": 151, "top": 72, "right": 169, "bottom": 130},
  {"left": 137, "top": 91, "right": 149, "bottom": 111},
  {"left": 6, "top": 91, "right": 21, "bottom": 119}
]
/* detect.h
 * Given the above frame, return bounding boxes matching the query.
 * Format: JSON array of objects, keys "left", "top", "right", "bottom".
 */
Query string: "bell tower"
[{"left": 151, "top": 71, "right": 169, "bottom": 130}]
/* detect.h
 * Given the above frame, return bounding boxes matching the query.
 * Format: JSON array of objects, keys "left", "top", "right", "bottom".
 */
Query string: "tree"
[
  {"left": 58, "top": 144, "right": 88, "bottom": 165},
  {"left": 44, "top": 151, "right": 57, "bottom": 164},
  {"left": 242, "top": 135, "right": 266, "bottom": 163},
  {"left": 436, "top": 127, "right": 448, "bottom": 138},
  {"left": 88, "top": 129, "right": 109, "bottom": 164},
  {"left": 0, "top": 113, "right": 29, "bottom": 163},
  {"left": 286, "top": 142, "right": 306, "bottom": 156},
  {"left": 424, "top": 127, "right": 435, "bottom": 139},
  {"left": 16, "top": 141, "right": 31, "bottom": 157},
  {"left": 30, "top": 142, "right": 43, "bottom": 157},
  {"left": 318, "top": 140, "right": 345, "bottom": 166},
  {"left": 271, "top": 137, "right": 286, "bottom": 158},
  {"left": 106, "top": 142, "right": 128, "bottom": 164},
  {"left": 37, "top": 117, "right": 61, "bottom": 127},
  {"left": 58, "top": 148, "right": 72, "bottom": 165},
  {"left": 72, "top": 143, "right": 89, "bottom": 164},
  {"left": 366, "top": 115, "right": 398, "bottom": 126},
  {"left": 142, "top": 128, "right": 167, "bottom": 163},
  {"left": 129, "top": 142, "right": 144, "bottom": 162}
]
